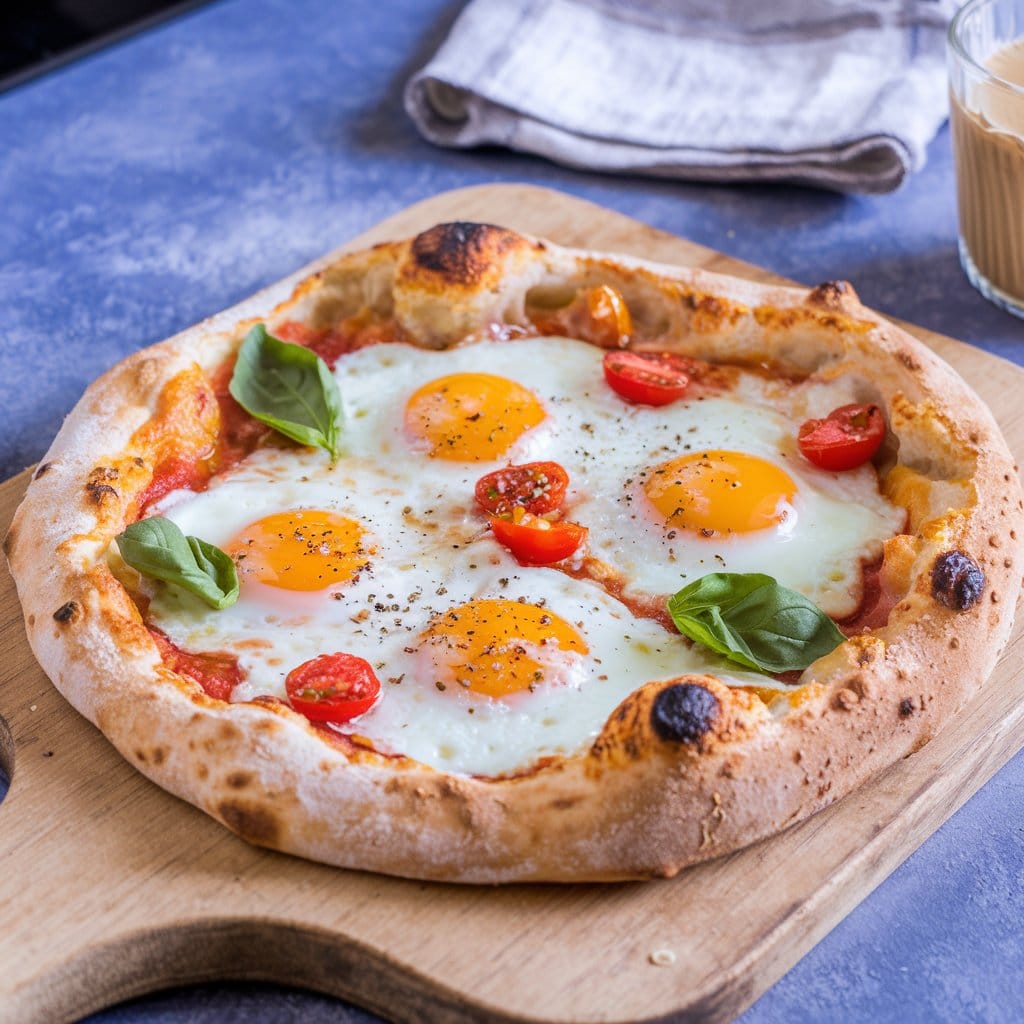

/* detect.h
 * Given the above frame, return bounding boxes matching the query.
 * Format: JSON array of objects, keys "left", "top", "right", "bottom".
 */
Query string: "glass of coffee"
[{"left": 949, "top": 0, "right": 1024, "bottom": 318}]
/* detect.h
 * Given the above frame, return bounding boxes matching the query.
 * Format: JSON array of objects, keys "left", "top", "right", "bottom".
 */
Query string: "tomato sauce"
[
  {"left": 276, "top": 316, "right": 406, "bottom": 370},
  {"left": 836, "top": 556, "right": 893, "bottom": 635},
  {"left": 148, "top": 627, "right": 243, "bottom": 701},
  {"left": 137, "top": 454, "right": 212, "bottom": 512}
]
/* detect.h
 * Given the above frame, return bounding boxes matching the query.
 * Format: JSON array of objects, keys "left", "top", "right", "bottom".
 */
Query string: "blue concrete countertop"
[{"left": 1, "top": 1, "right": 1022, "bottom": 1022}]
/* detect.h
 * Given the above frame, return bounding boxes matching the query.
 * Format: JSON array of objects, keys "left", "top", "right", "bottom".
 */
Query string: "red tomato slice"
[
  {"left": 474, "top": 461, "right": 570, "bottom": 517},
  {"left": 582, "top": 285, "right": 634, "bottom": 349},
  {"left": 798, "top": 403, "right": 886, "bottom": 471},
  {"left": 286, "top": 653, "right": 381, "bottom": 723},
  {"left": 489, "top": 513, "right": 587, "bottom": 566},
  {"left": 530, "top": 285, "right": 633, "bottom": 348},
  {"left": 602, "top": 350, "right": 691, "bottom": 406}
]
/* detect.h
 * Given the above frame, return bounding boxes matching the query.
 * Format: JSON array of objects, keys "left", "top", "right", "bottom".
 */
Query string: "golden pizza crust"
[{"left": 6, "top": 223, "right": 1023, "bottom": 882}]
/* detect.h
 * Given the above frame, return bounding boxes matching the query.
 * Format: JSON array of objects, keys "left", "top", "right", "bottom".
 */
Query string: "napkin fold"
[{"left": 405, "top": 0, "right": 956, "bottom": 193}]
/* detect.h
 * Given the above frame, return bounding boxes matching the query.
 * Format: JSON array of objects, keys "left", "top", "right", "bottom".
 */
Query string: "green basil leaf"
[
  {"left": 116, "top": 517, "right": 239, "bottom": 610},
  {"left": 228, "top": 323, "right": 342, "bottom": 460},
  {"left": 667, "top": 572, "right": 845, "bottom": 675}
]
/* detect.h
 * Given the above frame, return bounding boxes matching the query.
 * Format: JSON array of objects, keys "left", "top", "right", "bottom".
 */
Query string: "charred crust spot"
[
  {"left": 806, "top": 280, "right": 851, "bottom": 309},
  {"left": 218, "top": 722, "right": 242, "bottom": 742},
  {"left": 410, "top": 222, "right": 517, "bottom": 285},
  {"left": 897, "top": 350, "right": 921, "bottom": 371},
  {"left": 217, "top": 800, "right": 280, "bottom": 846},
  {"left": 226, "top": 770, "right": 253, "bottom": 789},
  {"left": 135, "top": 749, "right": 147, "bottom": 763},
  {"left": 899, "top": 698, "right": 914, "bottom": 718},
  {"left": 87, "top": 483, "right": 118, "bottom": 504},
  {"left": 931, "top": 551, "right": 985, "bottom": 610},
  {"left": 152, "top": 746, "right": 167, "bottom": 766},
  {"left": 34, "top": 462, "right": 53, "bottom": 479},
  {"left": 85, "top": 466, "right": 120, "bottom": 504},
  {"left": 196, "top": 763, "right": 209, "bottom": 780},
  {"left": 53, "top": 601, "right": 81, "bottom": 624},
  {"left": 650, "top": 683, "right": 719, "bottom": 744},
  {"left": 950, "top": 636, "right": 960, "bottom": 649},
  {"left": 685, "top": 291, "right": 728, "bottom": 318}
]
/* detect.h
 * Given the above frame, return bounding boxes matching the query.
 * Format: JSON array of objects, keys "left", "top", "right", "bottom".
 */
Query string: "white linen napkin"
[{"left": 404, "top": 0, "right": 956, "bottom": 193}]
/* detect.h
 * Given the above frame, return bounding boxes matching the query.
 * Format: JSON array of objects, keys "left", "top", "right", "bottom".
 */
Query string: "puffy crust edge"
[{"left": 6, "top": 223, "right": 1023, "bottom": 882}]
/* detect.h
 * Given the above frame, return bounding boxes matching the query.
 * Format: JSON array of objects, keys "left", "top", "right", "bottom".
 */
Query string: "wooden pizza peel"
[{"left": 2, "top": 184, "right": 1023, "bottom": 1024}]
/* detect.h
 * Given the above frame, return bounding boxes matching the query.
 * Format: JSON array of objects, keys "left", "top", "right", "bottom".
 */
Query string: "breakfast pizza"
[{"left": 5, "top": 222, "right": 1022, "bottom": 882}]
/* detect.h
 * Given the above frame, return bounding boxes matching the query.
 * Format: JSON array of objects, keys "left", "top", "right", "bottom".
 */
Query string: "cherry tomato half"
[
  {"left": 285, "top": 652, "right": 381, "bottom": 723},
  {"left": 797, "top": 403, "right": 886, "bottom": 471},
  {"left": 474, "top": 461, "right": 570, "bottom": 517},
  {"left": 602, "top": 350, "right": 691, "bottom": 406},
  {"left": 582, "top": 285, "right": 634, "bottom": 349},
  {"left": 489, "top": 513, "right": 587, "bottom": 566},
  {"left": 530, "top": 285, "right": 633, "bottom": 349}
]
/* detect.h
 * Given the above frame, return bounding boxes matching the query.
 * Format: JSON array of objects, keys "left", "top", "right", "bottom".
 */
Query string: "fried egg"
[{"left": 140, "top": 334, "right": 905, "bottom": 775}]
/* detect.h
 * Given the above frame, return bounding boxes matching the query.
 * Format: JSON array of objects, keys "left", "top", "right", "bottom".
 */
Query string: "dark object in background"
[{"left": 0, "top": 0, "right": 210, "bottom": 93}]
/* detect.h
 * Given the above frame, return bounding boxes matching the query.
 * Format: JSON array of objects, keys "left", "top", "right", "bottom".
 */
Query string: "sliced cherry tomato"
[
  {"left": 798, "top": 403, "right": 886, "bottom": 471},
  {"left": 489, "top": 512, "right": 587, "bottom": 566},
  {"left": 474, "top": 461, "right": 570, "bottom": 517},
  {"left": 602, "top": 350, "right": 691, "bottom": 406},
  {"left": 582, "top": 285, "right": 634, "bottom": 348},
  {"left": 530, "top": 285, "right": 633, "bottom": 348},
  {"left": 285, "top": 652, "right": 381, "bottom": 723}
]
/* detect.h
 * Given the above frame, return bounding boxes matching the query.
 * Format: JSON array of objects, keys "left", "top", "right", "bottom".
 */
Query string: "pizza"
[{"left": 5, "top": 221, "right": 1022, "bottom": 883}]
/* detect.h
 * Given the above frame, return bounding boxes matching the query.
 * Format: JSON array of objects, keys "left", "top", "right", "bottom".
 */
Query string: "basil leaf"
[
  {"left": 228, "top": 323, "right": 342, "bottom": 460},
  {"left": 667, "top": 572, "right": 845, "bottom": 675},
  {"left": 116, "top": 517, "right": 239, "bottom": 610}
]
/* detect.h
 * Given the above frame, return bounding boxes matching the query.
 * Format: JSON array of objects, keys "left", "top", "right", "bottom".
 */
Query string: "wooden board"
[{"left": 2, "top": 184, "right": 1024, "bottom": 1024}]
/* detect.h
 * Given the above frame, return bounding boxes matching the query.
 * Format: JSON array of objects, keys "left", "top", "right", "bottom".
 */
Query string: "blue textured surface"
[{"left": 1, "top": 1, "right": 1023, "bottom": 1022}]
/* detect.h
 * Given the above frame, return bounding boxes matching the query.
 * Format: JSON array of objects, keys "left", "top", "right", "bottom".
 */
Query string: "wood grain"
[{"left": 2, "top": 184, "right": 1023, "bottom": 1024}]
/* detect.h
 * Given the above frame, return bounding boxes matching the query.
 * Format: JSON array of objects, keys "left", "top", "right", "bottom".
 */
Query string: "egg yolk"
[
  {"left": 227, "top": 510, "right": 368, "bottom": 591},
  {"left": 644, "top": 450, "right": 796, "bottom": 535},
  {"left": 421, "top": 598, "right": 587, "bottom": 698},
  {"left": 404, "top": 372, "right": 545, "bottom": 461}
]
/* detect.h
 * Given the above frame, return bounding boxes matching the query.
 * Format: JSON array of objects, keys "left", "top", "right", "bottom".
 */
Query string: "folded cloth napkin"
[{"left": 405, "top": 0, "right": 956, "bottom": 193}]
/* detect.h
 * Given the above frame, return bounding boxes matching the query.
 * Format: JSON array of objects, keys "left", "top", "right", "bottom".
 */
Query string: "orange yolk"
[
  {"left": 644, "top": 450, "right": 796, "bottom": 535},
  {"left": 421, "top": 598, "right": 587, "bottom": 698},
  {"left": 227, "top": 510, "right": 368, "bottom": 591},
  {"left": 404, "top": 372, "right": 545, "bottom": 461}
]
